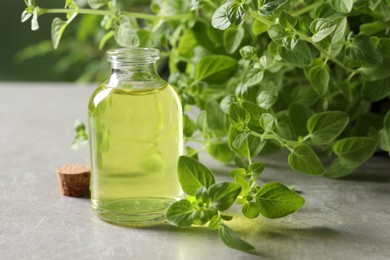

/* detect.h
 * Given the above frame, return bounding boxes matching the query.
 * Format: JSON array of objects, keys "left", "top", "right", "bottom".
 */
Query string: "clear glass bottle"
[{"left": 88, "top": 48, "right": 183, "bottom": 226}]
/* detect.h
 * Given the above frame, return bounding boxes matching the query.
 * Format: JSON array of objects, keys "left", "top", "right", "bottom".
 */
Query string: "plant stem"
[
  {"left": 39, "top": 7, "right": 190, "bottom": 21},
  {"left": 249, "top": 9, "right": 273, "bottom": 26}
]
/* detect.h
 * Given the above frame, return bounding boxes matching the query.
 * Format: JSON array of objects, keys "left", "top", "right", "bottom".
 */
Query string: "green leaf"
[
  {"left": 252, "top": 19, "right": 268, "bottom": 36},
  {"left": 360, "top": 21, "right": 389, "bottom": 36},
  {"left": 209, "top": 182, "right": 241, "bottom": 211},
  {"left": 324, "top": 158, "right": 354, "bottom": 179},
  {"left": 256, "top": 91, "right": 277, "bottom": 110},
  {"left": 228, "top": 127, "right": 249, "bottom": 158},
  {"left": 178, "top": 156, "right": 216, "bottom": 196},
  {"left": 88, "top": 0, "right": 107, "bottom": 9},
  {"left": 310, "top": 18, "right": 337, "bottom": 42},
  {"left": 360, "top": 57, "right": 390, "bottom": 81},
  {"left": 288, "top": 103, "right": 313, "bottom": 137},
  {"left": 288, "top": 144, "right": 324, "bottom": 175},
  {"left": 347, "top": 35, "right": 383, "bottom": 66},
  {"left": 362, "top": 77, "right": 390, "bottom": 102},
  {"left": 242, "top": 202, "right": 261, "bottom": 219},
  {"left": 279, "top": 10, "right": 297, "bottom": 28},
  {"left": 307, "top": 111, "right": 349, "bottom": 145},
  {"left": 247, "top": 134, "right": 266, "bottom": 157},
  {"left": 115, "top": 22, "right": 140, "bottom": 48},
  {"left": 259, "top": 113, "right": 274, "bottom": 133},
  {"left": 308, "top": 65, "right": 330, "bottom": 96},
  {"left": 166, "top": 199, "right": 195, "bottom": 227},
  {"left": 242, "top": 67, "right": 264, "bottom": 87},
  {"left": 183, "top": 114, "right": 196, "bottom": 137},
  {"left": 220, "top": 95, "right": 236, "bottom": 114},
  {"left": 241, "top": 101, "right": 267, "bottom": 131},
  {"left": 330, "top": 0, "right": 353, "bottom": 14},
  {"left": 207, "top": 143, "right": 234, "bottom": 163},
  {"left": 206, "top": 100, "right": 227, "bottom": 135},
  {"left": 331, "top": 18, "right": 347, "bottom": 43},
  {"left": 21, "top": 10, "right": 32, "bottom": 23},
  {"left": 256, "top": 182, "right": 305, "bottom": 218},
  {"left": 195, "top": 55, "right": 238, "bottom": 83},
  {"left": 280, "top": 40, "right": 313, "bottom": 67},
  {"left": 229, "top": 103, "right": 250, "bottom": 131},
  {"left": 31, "top": 9, "right": 39, "bottom": 31},
  {"left": 218, "top": 224, "right": 255, "bottom": 252},
  {"left": 379, "top": 111, "right": 390, "bottom": 155},
  {"left": 211, "top": 2, "right": 231, "bottom": 30},
  {"left": 223, "top": 27, "right": 244, "bottom": 54},
  {"left": 196, "top": 111, "right": 207, "bottom": 131},
  {"left": 249, "top": 162, "right": 265, "bottom": 178},
  {"left": 208, "top": 215, "right": 222, "bottom": 230},
  {"left": 267, "top": 24, "right": 287, "bottom": 45},
  {"left": 239, "top": 46, "right": 257, "bottom": 60},
  {"left": 226, "top": 2, "right": 249, "bottom": 26},
  {"left": 333, "top": 137, "right": 377, "bottom": 168},
  {"left": 99, "top": 30, "right": 115, "bottom": 50},
  {"left": 259, "top": 0, "right": 288, "bottom": 14},
  {"left": 51, "top": 18, "right": 68, "bottom": 49}
]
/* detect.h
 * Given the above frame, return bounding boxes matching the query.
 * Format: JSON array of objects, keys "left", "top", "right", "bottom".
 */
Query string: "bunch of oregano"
[{"left": 22, "top": 0, "right": 390, "bottom": 252}]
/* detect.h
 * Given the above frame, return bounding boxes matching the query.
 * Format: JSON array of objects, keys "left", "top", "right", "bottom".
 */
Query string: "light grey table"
[{"left": 1, "top": 83, "right": 390, "bottom": 260}]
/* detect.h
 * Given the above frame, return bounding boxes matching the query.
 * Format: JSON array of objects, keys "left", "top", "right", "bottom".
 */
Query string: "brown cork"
[{"left": 56, "top": 164, "right": 90, "bottom": 197}]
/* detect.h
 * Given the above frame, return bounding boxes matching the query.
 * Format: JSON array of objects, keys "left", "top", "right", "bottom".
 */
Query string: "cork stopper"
[{"left": 56, "top": 164, "right": 90, "bottom": 197}]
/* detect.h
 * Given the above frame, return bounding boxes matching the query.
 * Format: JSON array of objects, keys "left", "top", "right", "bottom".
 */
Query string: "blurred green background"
[{"left": 0, "top": 0, "right": 66, "bottom": 81}]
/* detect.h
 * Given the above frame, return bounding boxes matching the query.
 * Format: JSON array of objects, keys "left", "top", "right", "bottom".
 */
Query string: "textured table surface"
[{"left": 0, "top": 83, "right": 390, "bottom": 260}]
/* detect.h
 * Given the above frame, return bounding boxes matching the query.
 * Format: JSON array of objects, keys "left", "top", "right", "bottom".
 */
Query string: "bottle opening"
[{"left": 107, "top": 48, "right": 160, "bottom": 64}]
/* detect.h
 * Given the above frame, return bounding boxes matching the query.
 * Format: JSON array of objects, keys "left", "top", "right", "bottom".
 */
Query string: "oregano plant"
[{"left": 21, "top": 0, "right": 390, "bottom": 252}]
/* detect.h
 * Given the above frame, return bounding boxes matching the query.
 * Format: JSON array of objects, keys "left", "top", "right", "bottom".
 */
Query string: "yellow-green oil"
[{"left": 88, "top": 83, "right": 183, "bottom": 226}]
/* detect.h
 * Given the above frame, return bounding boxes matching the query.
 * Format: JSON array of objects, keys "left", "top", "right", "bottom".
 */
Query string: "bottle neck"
[{"left": 106, "top": 62, "right": 163, "bottom": 89}]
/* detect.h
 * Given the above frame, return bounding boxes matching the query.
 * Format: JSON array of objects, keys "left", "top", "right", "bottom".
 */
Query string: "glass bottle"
[{"left": 88, "top": 48, "right": 183, "bottom": 226}]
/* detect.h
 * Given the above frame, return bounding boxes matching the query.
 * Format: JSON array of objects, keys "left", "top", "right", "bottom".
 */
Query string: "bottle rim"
[{"left": 107, "top": 48, "right": 160, "bottom": 64}]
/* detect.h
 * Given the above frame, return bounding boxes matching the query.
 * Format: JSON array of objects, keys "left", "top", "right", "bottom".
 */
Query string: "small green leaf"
[
  {"left": 242, "top": 66, "right": 264, "bottom": 87},
  {"left": 267, "top": 24, "right": 287, "bottom": 45},
  {"left": 324, "top": 158, "right": 354, "bottom": 179},
  {"left": 226, "top": 2, "right": 249, "bottom": 26},
  {"left": 115, "top": 22, "right": 140, "bottom": 48},
  {"left": 99, "top": 30, "right": 115, "bottom": 50},
  {"left": 241, "top": 101, "right": 267, "bottom": 131},
  {"left": 208, "top": 215, "right": 222, "bottom": 230},
  {"left": 308, "top": 65, "right": 330, "bottom": 96},
  {"left": 310, "top": 18, "right": 337, "bottom": 43},
  {"left": 362, "top": 77, "right": 390, "bottom": 102},
  {"left": 31, "top": 9, "right": 39, "bottom": 31},
  {"left": 223, "top": 27, "right": 244, "bottom": 54},
  {"left": 280, "top": 40, "right": 313, "bottom": 67},
  {"left": 220, "top": 95, "right": 236, "bottom": 114},
  {"left": 178, "top": 156, "right": 216, "bottom": 196},
  {"left": 230, "top": 168, "right": 247, "bottom": 178},
  {"left": 239, "top": 46, "right": 257, "bottom": 60},
  {"left": 209, "top": 182, "right": 241, "bottom": 211},
  {"left": 252, "top": 19, "right": 268, "bottom": 36},
  {"left": 229, "top": 103, "right": 250, "bottom": 131},
  {"left": 195, "top": 55, "right": 238, "bottom": 83},
  {"left": 51, "top": 18, "right": 67, "bottom": 49},
  {"left": 88, "top": 0, "right": 107, "bottom": 9},
  {"left": 166, "top": 200, "right": 195, "bottom": 227},
  {"left": 333, "top": 137, "right": 377, "bottom": 168},
  {"left": 249, "top": 162, "right": 265, "bottom": 178},
  {"left": 256, "top": 91, "right": 277, "bottom": 110},
  {"left": 347, "top": 35, "right": 383, "bottom": 66},
  {"left": 211, "top": 2, "right": 231, "bottom": 30},
  {"left": 242, "top": 202, "right": 261, "bottom": 219},
  {"left": 288, "top": 144, "right": 324, "bottom": 175},
  {"left": 279, "top": 10, "right": 297, "bottom": 28},
  {"left": 207, "top": 143, "right": 234, "bottom": 163},
  {"left": 259, "top": 0, "right": 288, "bottom": 14},
  {"left": 21, "top": 10, "right": 32, "bottom": 23},
  {"left": 331, "top": 18, "right": 347, "bottom": 43},
  {"left": 256, "top": 182, "right": 305, "bottom": 218},
  {"left": 259, "top": 113, "right": 274, "bottom": 133},
  {"left": 219, "top": 224, "right": 255, "bottom": 252},
  {"left": 234, "top": 174, "right": 250, "bottom": 199},
  {"left": 228, "top": 127, "right": 250, "bottom": 157},
  {"left": 183, "top": 114, "right": 197, "bottom": 137},
  {"left": 206, "top": 100, "right": 227, "bottom": 135},
  {"left": 307, "top": 111, "right": 349, "bottom": 145},
  {"left": 233, "top": 133, "right": 249, "bottom": 150},
  {"left": 330, "top": 0, "right": 353, "bottom": 13}
]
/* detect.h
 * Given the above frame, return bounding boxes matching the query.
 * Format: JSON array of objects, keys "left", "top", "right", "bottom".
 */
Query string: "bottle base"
[{"left": 92, "top": 197, "right": 176, "bottom": 227}]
